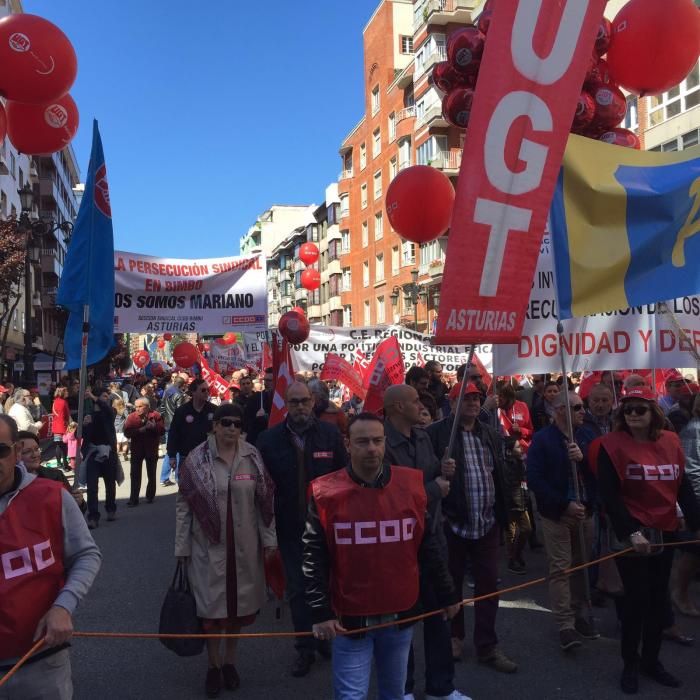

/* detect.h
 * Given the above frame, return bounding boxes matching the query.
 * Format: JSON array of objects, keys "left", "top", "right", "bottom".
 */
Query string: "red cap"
[
  {"left": 679, "top": 382, "right": 699, "bottom": 397},
  {"left": 621, "top": 387, "right": 657, "bottom": 402},
  {"left": 448, "top": 382, "right": 481, "bottom": 400},
  {"left": 665, "top": 370, "right": 684, "bottom": 384}
]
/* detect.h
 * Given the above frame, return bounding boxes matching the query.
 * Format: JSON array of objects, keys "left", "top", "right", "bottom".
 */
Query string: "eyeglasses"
[
  {"left": 288, "top": 398, "right": 312, "bottom": 407},
  {"left": 218, "top": 418, "right": 242, "bottom": 428},
  {"left": 667, "top": 381, "right": 684, "bottom": 389},
  {"left": 0, "top": 443, "right": 14, "bottom": 458},
  {"left": 570, "top": 404, "right": 585, "bottom": 412},
  {"left": 623, "top": 405, "right": 649, "bottom": 416}
]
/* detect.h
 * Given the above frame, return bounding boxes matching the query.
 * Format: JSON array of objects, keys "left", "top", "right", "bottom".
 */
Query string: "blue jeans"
[
  {"left": 159, "top": 443, "right": 180, "bottom": 483},
  {"left": 332, "top": 625, "right": 414, "bottom": 700}
]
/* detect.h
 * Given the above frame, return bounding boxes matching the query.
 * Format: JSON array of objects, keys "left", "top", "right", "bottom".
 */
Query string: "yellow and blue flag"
[
  {"left": 57, "top": 120, "right": 115, "bottom": 369},
  {"left": 550, "top": 134, "right": 700, "bottom": 319}
]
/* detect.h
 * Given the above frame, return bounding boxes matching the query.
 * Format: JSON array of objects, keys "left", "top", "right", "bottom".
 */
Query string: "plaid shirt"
[{"left": 450, "top": 429, "right": 496, "bottom": 540}]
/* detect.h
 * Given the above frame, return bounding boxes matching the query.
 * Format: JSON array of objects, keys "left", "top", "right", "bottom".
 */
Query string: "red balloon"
[
  {"left": 477, "top": 1, "right": 494, "bottom": 35},
  {"left": 0, "top": 14, "right": 77, "bottom": 104},
  {"left": 299, "top": 242, "right": 319, "bottom": 266},
  {"left": 163, "top": 333, "right": 173, "bottom": 341},
  {"left": 597, "top": 128, "right": 641, "bottom": 149},
  {"left": 594, "top": 18, "right": 612, "bottom": 57},
  {"left": 151, "top": 363, "right": 164, "bottom": 377},
  {"left": 385, "top": 165, "right": 455, "bottom": 245},
  {"left": 133, "top": 350, "right": 150, "bottom": 369},
  {"left": 157, "top": 339, "right": 165, "bottom": 349},
  {"left": 571, "top": 91, "right": 596, "bottom": 132},
  {"left": 606, "top": 0, "right": 700, "bottom": 96},
  {"left": 222, "top": 332, "right": 238, "bottom": 345},
  {"left": 300, "top": 268, "right": 321, "bottom": 291},
  {"left": 447, "top": 26, "right": 485, "bottom": 77},
  {"left": 173, "top": 342, "right": 199, "bottom": 368},
  {"left": 585, "top": 57, "right": 611, "bottom": 87},
  {"left": 278, "top": 311, "right": 310, "bottom": 345},
  {"left": 291, "top": 306, "right": 306, "bottom": 316},
  {"left": 442, "top": 88, "right": 475, "bottom": 129},
  {"left": 0, "top": 103, "right": 5, "bottom": 144},
  {"left": 6, "top": 93, "right": 78, "bottom": 155},
  {"left": 431, "top": 61, "right": 466, "bottom": 93},
  {"left": 589, "top": 83, "right": 627, "bottom": 129}
]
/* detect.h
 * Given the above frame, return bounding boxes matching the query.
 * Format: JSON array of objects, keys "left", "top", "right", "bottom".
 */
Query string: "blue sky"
[{"left": 26, "top": 0, "right": 379, "bottom": 256}]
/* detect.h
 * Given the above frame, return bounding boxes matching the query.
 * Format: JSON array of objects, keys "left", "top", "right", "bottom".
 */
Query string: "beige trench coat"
[{"left": 174, "top": 436, "right": 277, "bottom": 619}]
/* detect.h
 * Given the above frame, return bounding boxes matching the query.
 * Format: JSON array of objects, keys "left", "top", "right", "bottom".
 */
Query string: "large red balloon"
[
  {"left": 299, "top": 242, "right": 319, "bottom": 266},
  {"left": 598, "top": 128, "right": 641, "bottom": 149},
  {"left": 589, "top": 83, "right": 627, "bottom": 129},
  {"left": 6, "top": 93, "right": 79, "bottom": 155},
  {"left": 442, "top": 87, "right": 475, "bottom": 129},
  {"left": 163, "top": 333, "right": 173, "bottom": 341},
  {"left": 0, "top": 103, "right": 5, "bottom": 144},
  {"left": 173, "top": 342, "right": 199, "bottom": 368},
  {"left": 300, "top": 268, "right": 321, "bottom": 291},
  {"left": 447, "top": 26, "right": 485, "bottom": 77},
  {"left": 385, "top": 165, "right": 455, "bottom": 245},
  {"left": 594, "top": 18, "right": 612, "bottom": 57},
  {"left": 291, "top": 306, "right": 306, "bottom": 316},
  {"left": 606, "top": 0, "right": 700, "bottom": 96},
  {"left": 430, "top": 61, "right": 474, "bottom": 93},
  {"left": 477, "top": 1, "right": 494, "bottom": 35},
  {"left": 222, "top": 332, "right": 238, "bottom": 345},
  {"left": 0, "top": 14, "right": 77, "bottom": 104},
  {"left": 278, "top": 311, "right": 310, "bottom": 345},
  {"left": 571, "top": 91, "right": 596, "bottom": 133},
  {"left": 133, "top": 350, "right": 150, "bottom": 369},
  {"left": 585, "top": 57, "right": 611, "bottom": 87}
]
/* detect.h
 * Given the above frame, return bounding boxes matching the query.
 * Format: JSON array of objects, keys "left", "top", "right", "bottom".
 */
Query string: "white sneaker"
[
  {"left": 403, "top": 695, "right": 416, "bottom": 700},
  {"left": 426, "top": 692, "right": 473, "bottom": 700}
]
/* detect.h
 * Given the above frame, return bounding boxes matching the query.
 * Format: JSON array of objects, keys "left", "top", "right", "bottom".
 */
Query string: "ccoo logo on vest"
[
  {"left": 2, "top": 539, "right": 56, "bottom": 580},
  {"left": 625, "top": 464, "right": 680, "bottom": 482},
  {"left": 334, "top": 518, "right": 417, "bottom": 545}
]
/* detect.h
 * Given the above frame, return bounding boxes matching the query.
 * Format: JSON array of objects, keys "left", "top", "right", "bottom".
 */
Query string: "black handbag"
[{"left": 158, "top": 561, "right": 205, "bottom": 656}]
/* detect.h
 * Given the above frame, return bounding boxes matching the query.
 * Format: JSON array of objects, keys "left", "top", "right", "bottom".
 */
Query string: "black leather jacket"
[{"left": 302, "top": 464, "right": 458, "bottom": 632}]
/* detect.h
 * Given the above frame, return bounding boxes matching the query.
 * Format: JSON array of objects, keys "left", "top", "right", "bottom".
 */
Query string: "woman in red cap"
[{"left": 597, "top": 387, "right": 700, "bottom": 694}]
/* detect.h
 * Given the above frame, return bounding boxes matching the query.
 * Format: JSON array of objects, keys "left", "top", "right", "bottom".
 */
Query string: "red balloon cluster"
[
  {"left": 133, "top": 350, "right": 150, "bottom": 369},
  {"left": 173, "top": 342, "right": 199, "bottom": 368},
  {"left": 297, "top": 241, "right": 320, "bottom": 293},
  {"left": 0, "top": 14, "right": 80, "bottom": 155},
  {"left": 163, "top": 333, "right": 173, "bottom": 341},
  {"left": 278, "top": 310, "right": 310, "bottom": 345}
]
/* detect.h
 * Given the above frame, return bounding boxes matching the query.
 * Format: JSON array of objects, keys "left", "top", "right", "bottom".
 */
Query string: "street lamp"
[
  {"left": 17, "top": 183, "right": 73, "bottom": 384},
  {"left": 390, "top": 269, "right": 427, "bottom": 330}
]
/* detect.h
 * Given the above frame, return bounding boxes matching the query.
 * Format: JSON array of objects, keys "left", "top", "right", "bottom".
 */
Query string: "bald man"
[{"left": 256, "top": 381, "right": 348, "bottom": 678}]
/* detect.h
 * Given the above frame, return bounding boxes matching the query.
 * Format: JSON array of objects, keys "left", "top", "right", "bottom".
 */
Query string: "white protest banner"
[
  {"left": 246, "top": 326, "right": 492, "bottom": 374},
  {"left": 209, "top": 342, "right": 249, "bottom": 373},
  {"left": 493, "top": 236, "right": 700, "bottom": 374},
  {"left": 113, "top": 251, "right": 267, "bottom": 334}
]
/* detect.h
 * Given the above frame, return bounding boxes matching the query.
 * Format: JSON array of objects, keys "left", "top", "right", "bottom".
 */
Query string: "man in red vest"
[
  {"left": 303, "top": 412, "right": 460, "bottom": 700},
  {"left": 0, "top": 414, "right": 101, "bottom": 697}
]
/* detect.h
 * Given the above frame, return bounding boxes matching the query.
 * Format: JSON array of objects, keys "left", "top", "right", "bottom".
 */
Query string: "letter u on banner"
[{"left": 435, "top": 0, "right": 607, "bottom": 345}]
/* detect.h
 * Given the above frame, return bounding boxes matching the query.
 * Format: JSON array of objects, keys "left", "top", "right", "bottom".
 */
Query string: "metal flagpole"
[
  {"left": 446, "top": 345, "right": 476, "bottom": 459},
  {"left": 609, "top": 370, "right": 618, "bottom": 405},
  {"left": 74, "top": 305, "right": 90, "bottom": 473},
  {"left": 556, "top": 321, "right": 594, "bottom": 624}
]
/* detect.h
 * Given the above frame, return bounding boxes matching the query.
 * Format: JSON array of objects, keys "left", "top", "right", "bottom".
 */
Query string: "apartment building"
[{"left": 239, "top": 205, "right": 315, "bottom": 258}]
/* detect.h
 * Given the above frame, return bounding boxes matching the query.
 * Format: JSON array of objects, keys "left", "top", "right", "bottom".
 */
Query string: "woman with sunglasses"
[
  {"left": 175, "top": 403, "right": 277, "bottom": 698},
  {"left": 597, "top": 387, "right": 700, "bottom": 694}
]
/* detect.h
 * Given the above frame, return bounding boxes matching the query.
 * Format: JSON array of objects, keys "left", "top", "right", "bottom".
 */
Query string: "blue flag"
[
  {"left": 551, "top": 134, "right": 700, "bottom": 319},
  {"left": 57, "top": 120, "right": 115, "bottom": 369},
  {"left": 143, "top": 338, "right": 153, "bottom": 377}
]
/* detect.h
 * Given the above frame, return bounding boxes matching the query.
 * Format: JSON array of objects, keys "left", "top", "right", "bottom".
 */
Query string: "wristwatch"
[{"left": 630, "top": 530, "right": 643, "bottom": 539}]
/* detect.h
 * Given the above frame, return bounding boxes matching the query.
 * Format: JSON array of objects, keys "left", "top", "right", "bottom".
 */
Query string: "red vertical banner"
[
  {"left": 436, "top": 0, "right": 607, "bottom": 344},
  {"left": 362, "top": 336, "right": 405, "bottom": 415},
  {"left": 269, "top": 334, "right": 294, "bottom": 428}
]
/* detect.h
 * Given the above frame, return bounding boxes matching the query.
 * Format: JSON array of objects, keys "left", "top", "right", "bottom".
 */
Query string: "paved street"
[{"left": 70, "top": 460, "right": 700, "bottom": 700}]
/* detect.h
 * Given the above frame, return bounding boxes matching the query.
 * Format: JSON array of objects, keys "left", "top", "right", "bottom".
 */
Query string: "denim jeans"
[
  {"left": 278, "top": 532, "right": 315, "bottom": 651},
  {"left": 333, "top": 625, "right": 414, "bottom": 700},
  {"left": 159, "top": 441, "right": 180, "bottom": 483}
]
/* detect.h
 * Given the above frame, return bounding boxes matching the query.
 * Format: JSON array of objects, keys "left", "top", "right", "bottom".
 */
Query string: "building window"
[
  {"left": 364, "top": 300, "right": 371, "bottom": 325},
  {"left": 362, "top": 220, "right": 369, "bottom": 246},
  {"left": 18, "top": 168, "right": 24, "bottom": 189},
  {"left": 360, "top": 142, "right": 367, "bottom": 170},
  {"left": 373, "top": 170, "right": 382, "bottom": 199},
  {"left": 343, "top": 305, "right": 352, "bottom": 327},
  {"left": 372, "top": 128, "right": 381, "bottom": 158},
  {"left": 340, "top": 194, "right": 349, "bottom": 217},
  {"left": 651, "top": 128, "right": 700, "bottom": 152},
  {"left": 361, "top": 184, "right": 368, "bottom": 209},
  {"left": 398, "top": 138, "right": 411, "bottom": 170},
  {"left": 342, "top": 267, "right": 352, "bottom": 291},
  {"left": 377, "top": 296, "right": 386, "bottom": 323},
  {"left": 402, "top": 241, "right": 416, "bottom": 265},
  {"left": 10, "top": 152, "right": 15, "bottom": 179},
  {"left": 328, "top": 239, "right": 341, "bottom": 261},
  {"left": 0, "top": 190, "right": 7, "bottom": 218},
  {"left": 329, "top": 274, "right": 341, "bottom": 296},
  {"left": 363, "top": 260, "right": 370, "bottom": 287},
  {"left": 375, "top": 253, "right": 384, "bottom": 282},
  {"left": 371, "top": 85, "right": 380, "bottom": 115},
  {"left": 417, "top": 135, "right": 448, "bottom": 166},
  {"left": 375, "top": 213, "right": 384, "bottom": 240},
  {"left": 648, "top": 61, "right": 700, "bottom": 126},
  {"left": 388, "top": 112, "right": 396, "bottom": 142},
  {"left": 341, "top": 229, "right": 351, "bottom": 251},
  {"left": 624, "top": 96, "right": 639, "bottom": 131},
  {"left": 401, "top": 35, "right": 414, "bottom": 54},
  {"left": 389, "top": 157, "right": 398, "bottom": 181}
]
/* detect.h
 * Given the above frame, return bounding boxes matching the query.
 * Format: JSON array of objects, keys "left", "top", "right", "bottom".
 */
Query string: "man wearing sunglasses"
[
  {"left": 0, "top": 414, "right": 101, "bottom": 697},
  {"left": 527, "top": 390, "right": 598, "bottom": 651},
  {"left": 256, "top": 381, "right": 348, "bottom": 678}
]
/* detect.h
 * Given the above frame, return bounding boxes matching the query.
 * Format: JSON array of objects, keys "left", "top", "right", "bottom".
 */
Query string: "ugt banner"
[
  {"left": 436, "top": 0, "right": 607, "bottom": 344},
  {"left": 113, "top": 251, "right": 267, "bottom": 334}
]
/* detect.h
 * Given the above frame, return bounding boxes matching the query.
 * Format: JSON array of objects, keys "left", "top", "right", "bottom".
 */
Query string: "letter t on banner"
[{"left": 435, "top": 0, "right": 607, "bottom": 345}]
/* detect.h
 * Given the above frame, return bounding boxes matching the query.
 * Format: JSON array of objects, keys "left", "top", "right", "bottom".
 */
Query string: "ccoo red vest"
[
  {"left": 313, "top": 466, "right": 426, "bottom": 617},
  {"left": 600, "top": 430, "right": 685, "bottom": 531},
  {"left": 0, "top": 477, "right": 65, "bottom": 660}
]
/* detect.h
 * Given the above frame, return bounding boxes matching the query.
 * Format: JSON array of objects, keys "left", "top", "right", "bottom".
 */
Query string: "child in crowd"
[{"left": 63, "top": 421, "right": 80, "bottom": 470}]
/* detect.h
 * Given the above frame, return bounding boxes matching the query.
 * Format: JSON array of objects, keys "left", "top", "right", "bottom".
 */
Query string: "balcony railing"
[
  {"left": 416, "top": 45, "right": 447, "bottom": 77},
  {"left": 396, "top": 106, "right": 416, "bottom": 123},
  {"left": 415, "top": 0, "right": 479, "bottom": 31},
  {"left": 430, "top": 149, "right": 462, "bottom": 170},
  {"left": 338, "top": 168, "right": 353, "bottom": 181},
  {"left": 416, "top": 102, "right": 446, "bottom": 127}
]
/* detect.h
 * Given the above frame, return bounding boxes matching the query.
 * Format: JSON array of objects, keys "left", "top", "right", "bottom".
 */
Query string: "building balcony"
[
  {"left": 416, "top": 102, "right": 448, "bottom": 128},
  {"left": 430, "top": 149, "right": 462, "bottom": 174},
  {"left": 41, "top": 252, "right": 61, "bottom": 282},
  {"left": 279, "top": 269, "right": 291, "bottom": 283},
  {"left": 327, "top": 224, "right": 342, "bottom": 241},
  {"left": 294, "top": 287, "right": 307, "bottom": 302},
  {"left": 39, "top": 177, "right": 60, "bottom": 205},
  {"left": 293, "top": 259, "right": 306, "bottom": 273},
  {"left": 396, "top": 106, "right": 416, "bottom": 124},
  {"left": 308, "top": 304, "right": 322, "bottom": 319},
  {"left": 329, "top": 296, "right": 343, "bottom": 312},
  {"left": 416, "top": 0, "right": 479, "bottom": 31},
  {"left": 339, "top": 168, "right": 354, "bottom": 181},
  {"left": 416, "top": 46, "right": 447, "bottom": 79}
]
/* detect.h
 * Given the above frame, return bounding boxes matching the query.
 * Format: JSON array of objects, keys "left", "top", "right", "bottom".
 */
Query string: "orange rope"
[{"left": 1, "top": 538, "right": 697, "bottom": 687}]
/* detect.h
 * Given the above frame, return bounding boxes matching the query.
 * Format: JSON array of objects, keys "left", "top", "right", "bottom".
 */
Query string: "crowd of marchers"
[{"left": 1, "top": 360, "right": 700, "bottom": 700}]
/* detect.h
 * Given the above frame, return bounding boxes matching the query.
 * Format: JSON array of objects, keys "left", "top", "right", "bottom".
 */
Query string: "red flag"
[
  {"left": 199, "top": 354, "right": 230, "bottom": 399},
  {"left": 320, "top": 353, "right": 367, "bottom": 400},
  {"left": 363, "top": 336, "right": 405, "bottom": 415},
  {"left": 415, "top": 351, "right": 426, "bottom": 368},
  {"left": 352, "top": 347, "right": 371, "bottom": 384},
  {"left": 269, "top": 335, "right": 294, "bottom": 428},
  {"left": 472, "top": 351, "right": 492, "bottom": 393},
  {"left": 435, "top": 0, "right": 607, "bottom": 344}
]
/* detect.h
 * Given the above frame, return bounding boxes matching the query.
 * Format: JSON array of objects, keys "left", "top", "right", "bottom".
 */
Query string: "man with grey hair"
[
  {"left": 8, "top": 388, "right": 43, "bottom": 435},
  {"left": 124, "top": 397, "right": 165, "bottom": 506},
  {"left": 527, "top": 390, "right": 598, "bottom": 651}
]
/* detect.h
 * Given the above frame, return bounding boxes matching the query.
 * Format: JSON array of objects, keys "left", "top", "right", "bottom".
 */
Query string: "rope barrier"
[{"left": 1, "top": 538, "right": 698, "bottom": 687}]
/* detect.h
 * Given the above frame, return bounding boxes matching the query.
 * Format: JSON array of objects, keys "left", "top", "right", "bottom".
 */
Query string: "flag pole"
[
  {"left": 557, "top": 320, "right": 594, "bottom": 624},
  {"left": 74, "top": 304, "right": 90, "bottom": 474},
  {"left": 445, "top": 345, "right": 476, "bottom": 460}
]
